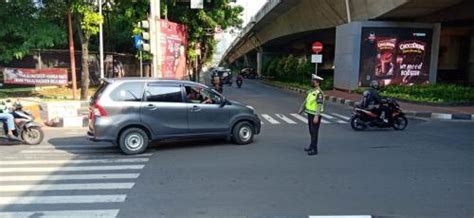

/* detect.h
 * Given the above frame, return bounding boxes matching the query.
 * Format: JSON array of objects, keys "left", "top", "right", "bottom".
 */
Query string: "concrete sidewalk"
[{"left": 262, "top": 80, "right": 474, "bottom": 121}]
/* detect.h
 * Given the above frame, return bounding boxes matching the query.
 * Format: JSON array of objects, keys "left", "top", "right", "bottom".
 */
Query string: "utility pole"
[
  {"left": 150, "top": 0, "right": 161, "bottom": 78},
  {"left": 99, "top": 0, "right": 105, "bottom": 79},
  {"left": 68, "top": 9, "right": 77, "bottom": 100}
]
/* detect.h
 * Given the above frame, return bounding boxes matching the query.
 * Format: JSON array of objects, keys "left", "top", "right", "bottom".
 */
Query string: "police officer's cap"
[{"left": 311, "top": 74, "right": 324, "bottom": 81}]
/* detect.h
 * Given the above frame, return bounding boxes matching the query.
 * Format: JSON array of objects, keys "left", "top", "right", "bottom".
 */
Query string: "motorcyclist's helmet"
[
  {"left": 370, "top": 80, "right": 380, "bottom": 90},
  {"left": 14, "top": 102, "right": 22, "bottom": 110}
]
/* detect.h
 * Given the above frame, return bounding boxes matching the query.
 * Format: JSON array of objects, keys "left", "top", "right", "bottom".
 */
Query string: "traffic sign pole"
[{"left": 311, "top": 41, "right": 324, "bottom": 76}]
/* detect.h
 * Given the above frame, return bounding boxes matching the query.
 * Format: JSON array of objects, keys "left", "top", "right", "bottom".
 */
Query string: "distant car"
[{"left": 88, "top": 78, "right": 261, "bottom": 154}]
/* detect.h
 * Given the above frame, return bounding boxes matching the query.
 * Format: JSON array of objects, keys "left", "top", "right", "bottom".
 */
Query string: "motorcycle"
[
  {"left": 1, "top": 100, "right": 44, "bottom": 145},
  {"left": 350, "top": 98, "right": 408, "bottom": 131},
  {"left": 222, "top": 72, "right": 233, "bottom": 86},
  {"left": 236, "top": 75, "right": 243, "bottom": 88}
]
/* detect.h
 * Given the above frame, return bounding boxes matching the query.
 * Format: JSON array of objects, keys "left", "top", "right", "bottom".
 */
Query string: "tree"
[
  {"left": 0, "top": 0, "right": 66, "bottom": 63},
  {"left": 166, "top": 0, "right": 243, "bottom": 80},
  {"left": 72, "top": 1, "right": 103, "bottom": 100}
]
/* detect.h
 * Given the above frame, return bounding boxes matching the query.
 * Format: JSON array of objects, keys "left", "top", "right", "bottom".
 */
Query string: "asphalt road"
[{"left": 0, "top": 79, "right": 473, "bottom": 218}]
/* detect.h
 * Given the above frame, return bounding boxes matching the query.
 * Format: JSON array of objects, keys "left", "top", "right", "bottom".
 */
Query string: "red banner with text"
[
  {"left": 160, "top": 20, "right": 188, "bottom": 80},
  {"left": 3, "top": 68, "right": 68, "bottom": 86}
]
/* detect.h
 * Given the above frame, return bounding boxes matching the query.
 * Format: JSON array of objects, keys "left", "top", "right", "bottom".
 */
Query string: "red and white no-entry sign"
[{"left": 312, "top": 41, "right": 323, "bottom": 54}]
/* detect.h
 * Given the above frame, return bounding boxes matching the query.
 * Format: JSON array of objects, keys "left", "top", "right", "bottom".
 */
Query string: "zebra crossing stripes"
[
  {"left": 260, "top": 113, "right": 350, "bottom": 125},
  {"left": 290, "top": 113, "right": 308, "bottom": 123},
  {"left": 0, "top": 210, "right": 120, "bottom": 218},
  {"left": 261, "top": 114, "right": 281, "bottom": 124},
  {"left": 275, "top": 114, "right": 297, "bottom": 124},
  {"left": 0, "top": 145, "right": 152, "bottom": 217}
]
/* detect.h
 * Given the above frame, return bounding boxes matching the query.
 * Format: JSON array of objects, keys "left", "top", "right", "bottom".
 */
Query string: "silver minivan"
[{"left": 88, "top": 78, "right": 261, "bottom": 154}]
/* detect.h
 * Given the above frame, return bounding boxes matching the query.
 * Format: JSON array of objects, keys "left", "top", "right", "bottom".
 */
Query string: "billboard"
[
  {"left": 2, "top": 68, "right": 68, "bottom": 86},
  {"left": 160, "top": 20, "right": 187, "bottom": 80},
  {"left": 359, "top": 27, "right": 433, "bottom": 86}
]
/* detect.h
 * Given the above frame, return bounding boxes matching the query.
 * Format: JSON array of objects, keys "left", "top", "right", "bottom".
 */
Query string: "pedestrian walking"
[{"left": 298, "top": 74, "right": 324, "bottom": 156}]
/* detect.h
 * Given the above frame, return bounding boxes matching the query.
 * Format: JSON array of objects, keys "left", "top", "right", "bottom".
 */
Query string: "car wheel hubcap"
[
  {"left": 239, "top": 126, "right": 251, "bottom": 141},
  {"left": 126, "top": 134, "right": 143, "bottom": 151}
]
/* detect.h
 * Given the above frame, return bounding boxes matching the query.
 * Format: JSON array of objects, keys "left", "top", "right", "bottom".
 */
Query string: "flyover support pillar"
[{"left": 257, "top": 51, "right": 263, "bottom": 77}]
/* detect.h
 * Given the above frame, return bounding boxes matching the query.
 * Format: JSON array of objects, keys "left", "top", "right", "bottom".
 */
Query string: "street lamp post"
[{"left": 99, "top": 0, "right": 105, "bottom": 79}]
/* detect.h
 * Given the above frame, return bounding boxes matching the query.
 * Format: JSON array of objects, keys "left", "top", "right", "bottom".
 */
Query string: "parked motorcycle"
[
  {"left": 1, "top": 100, "right": 44, "bottom": 145},
  {"left": 350, "top": 98, "right": 408, "bottom": 131}
]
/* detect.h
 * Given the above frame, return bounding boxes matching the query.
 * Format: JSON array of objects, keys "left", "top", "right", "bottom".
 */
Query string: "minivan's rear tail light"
[{"left": 92, "top": 97, "right": 108, "bottom": 117}]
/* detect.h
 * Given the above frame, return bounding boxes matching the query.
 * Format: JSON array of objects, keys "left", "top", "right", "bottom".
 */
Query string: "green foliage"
[
  {"left": 0, "top": 0, "right": 66, "bottom": 63},
  {"left": 355, "top": 84, "right": 474, "bottom": 104},
  {"left": 261, "top": 55, "right": 334, "bottom": 90},
  {"left": 72, "top": 1, "right": 103, "bottom": 40}
]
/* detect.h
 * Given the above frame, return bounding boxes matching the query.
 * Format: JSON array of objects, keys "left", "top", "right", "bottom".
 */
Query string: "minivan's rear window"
[
  {"left": 110, "top": 82, "right": 145, "bottom": 102},
  {"left": 91, "top": 81, "right": 109, "bottom": 102}
]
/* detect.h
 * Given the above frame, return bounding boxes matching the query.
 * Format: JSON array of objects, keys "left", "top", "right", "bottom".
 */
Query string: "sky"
[{"left": 212, "top": 0, "right": 268, "bottom": 65}]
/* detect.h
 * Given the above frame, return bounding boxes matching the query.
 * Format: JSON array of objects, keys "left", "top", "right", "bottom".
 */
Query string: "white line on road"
[
  {"left": 0, "top": 153, "right": 153, "bottom": 159},
  {"left": 320, "top": 118, "right": 330, "bottom": 124},
  {"left": 331, "top": 112, "right": 351, "bottom": 120},
  {"left": 321, "top": 113, "right": 336, "bottom": 119},
  {"left": 0, "top": 183, "right": 135, "bottom": 192},
  {"left": 21, "top": 149, "right": 119, "bottom": 154},
  {"left": 336, "top": 119, "right": 348, "bottom": 124},
  {"left": 0, "top": 165, "right": 145, "bottom": 173},
  {"left": 261, "top": 114, "right": 280, "bottom": 124},
  {"left": 0, "top": 158, "right": 149, "bottom": 165},
  {"left": 0, "top": 173, "right": 140, "bottom": 182},
  {"left": 30, "top": 144, "right": 114, "bottom": 149},
  {"left": 0, "top": 195, "right": 126, "bottom": 205},
  {"left": 290, "top": 113, "right": 308, "bottom": 123},
  {"left": 0, "top": 210, "right": 119, "bottom": 218},
  {"left": 275, "top": 114, "right": 297, "bottom": 124}
]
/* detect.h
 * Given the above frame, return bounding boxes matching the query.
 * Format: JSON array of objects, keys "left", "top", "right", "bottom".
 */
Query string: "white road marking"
[
  {"left": 0, "top": 210, "right": 119, "bottom": 218},
  {"left": 290, "top": 113, "right": 308, "bottom": 123},
  {"left": 261, "top": 114, "right": 280, "bottom": 124},
  {"left": 31, "top": 144, "right": 114, "bottom": 149},
  {"left": 275, "top": 114, "right": 297, "bottom": 124},
  {"left": 0, "top": 183, "right": 134, "bottom": 192},
  {"left": 21, "top": 149, "right": 119, "bottom": 154},
  {"left": 0, "top": 153, "right": 153, "bottom": 159},
  {"left": 320, "top": 113, "right": 336, "bottom": 119},
  {"left": 336, "top": 119, "right": 348, "bottom": 124},
  {"left": 0, "top": 158, "right": 149, "bottom": 165},
  {"left": 0, "top": 165, "right": 145, "bottom": 173},
  {"left": 0, "top": 195, "right": 127, "bottom": 205},
  {"left": 331, "top": 112, "right": 351, "bottom": 120},
  {"left": 320, "top": 118, "right": 330, "bottom": 124},
  {"left": 309, "top": 216, "right": 372, "bottom": 218},
  {"left": 0, "top": 173, "right": 140, "bottom": 182}
]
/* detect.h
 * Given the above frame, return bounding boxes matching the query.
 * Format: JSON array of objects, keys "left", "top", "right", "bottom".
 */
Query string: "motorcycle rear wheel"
[
  {"left": 392, "top": 115, "right": 408, "bottom": 131},
  {"left": 350, "top": 116, "right": 367, "bottom": 131},
  {"left": 21, "top": 126, "right": 44, "bottom": 145}
]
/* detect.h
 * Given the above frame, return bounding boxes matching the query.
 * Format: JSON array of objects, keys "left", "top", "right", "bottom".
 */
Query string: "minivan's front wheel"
[
  {"left": 119, "top": 128, "right": 149, "bottom": 155},
  {"left": 232, "top": 121, "right": 254, "bottom": 145}
]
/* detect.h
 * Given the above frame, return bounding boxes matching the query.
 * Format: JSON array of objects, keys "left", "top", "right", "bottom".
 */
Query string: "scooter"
[
  {"left": 1, "top": 100, "right": 44, "bottom": 145},
  {"left": 350, "top": 98, "right": 408, "bottom": 131}
]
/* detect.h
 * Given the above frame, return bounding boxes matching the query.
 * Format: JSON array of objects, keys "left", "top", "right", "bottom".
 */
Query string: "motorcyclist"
[
  {"left": 362, "top": 80, "right": 389, "bottom": 120},
  {"left": 0, "top": 101, "right": 19, "bottom": 140},
  {"left": 236, "top": 72, "right": 243, "bottom": 87}
]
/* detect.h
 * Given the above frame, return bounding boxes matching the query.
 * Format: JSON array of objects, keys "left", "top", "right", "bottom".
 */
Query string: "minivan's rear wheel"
[
  {"left": 232, "top": 121, "right": 254, "bottom": 145},
  {"left": 119, "top": 128, "right": 149, "bottom": 155}
]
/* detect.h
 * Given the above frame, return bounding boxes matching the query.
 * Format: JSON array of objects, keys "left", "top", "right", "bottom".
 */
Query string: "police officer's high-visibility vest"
[{"left": 305, "top": 88, "right": 324, "bottom": 115}]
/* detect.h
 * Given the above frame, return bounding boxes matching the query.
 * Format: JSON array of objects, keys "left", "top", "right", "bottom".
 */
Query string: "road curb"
[{"left": 261, "top": 80, "right": 474, "bottom": 121}]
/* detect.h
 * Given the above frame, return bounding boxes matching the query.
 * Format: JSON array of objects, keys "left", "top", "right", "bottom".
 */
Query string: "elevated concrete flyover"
[{"left": 221, "top": 0, "right": 466, "bottom": 82}]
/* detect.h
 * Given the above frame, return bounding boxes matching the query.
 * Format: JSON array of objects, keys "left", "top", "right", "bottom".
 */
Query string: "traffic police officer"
[{"left": 298, "top": 74, "right": 324, "bottom": 156}]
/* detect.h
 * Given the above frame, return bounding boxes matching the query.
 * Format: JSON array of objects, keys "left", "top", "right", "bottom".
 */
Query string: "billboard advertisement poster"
[
  {"left": 2, "top": 68, "right": 68, "bottom": 86},
  {"left": 160, "top": 20, "right": 187, "bottom": 80},
  {"left": 359, "top": 27, "right": 433, "bottom": 86}
]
